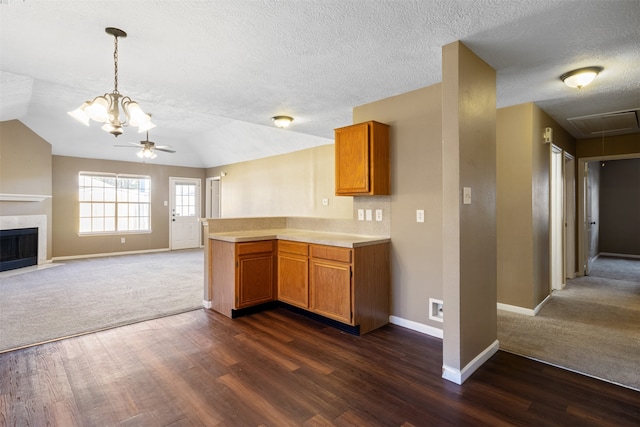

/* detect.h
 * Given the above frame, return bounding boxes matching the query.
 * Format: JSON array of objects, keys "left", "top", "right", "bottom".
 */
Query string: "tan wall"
[
  {"left": 442, "top": 41, "right": 497, "bottom": 370},
  {"left": 205, "top": 144, "right": 352, "bottom": 219},
  {"left": 599, "top": 159, "right": 640, "bottom": 256},
  {"left": 352, "top": 85, "right": 443, "bottom": 326},
  {"left": 577, "top": 133, "right": 640, "bottom": 158},
  {"left": 496, "top": 103, "right": 577, "bottom": 309},
  {"left": 0, "top": 120, "right": 53, "bottom": 259},
  {"left": 52, "top": 156, "right": 206, "bottom": 258},
  {"left": 496, "top": 104, "right": 535, "bottom": 307}
]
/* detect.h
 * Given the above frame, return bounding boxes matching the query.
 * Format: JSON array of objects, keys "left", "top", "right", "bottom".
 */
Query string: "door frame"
[
  {"left": 205, "top": 176, "right": 222, "bottom": 219},
  {"left": 577, "top": 153, "right": 640, "bottom": 276},
  {"left": 169, "top": 177, "right": 202, "bottom": 250},
  {"left": 550, "top": 145, "right": 565, "bottom": 291}
]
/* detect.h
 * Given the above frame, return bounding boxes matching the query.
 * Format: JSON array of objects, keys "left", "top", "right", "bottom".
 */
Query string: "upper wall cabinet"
[{"left": 335, "top": 121, "right": 390, "bottom": 196}]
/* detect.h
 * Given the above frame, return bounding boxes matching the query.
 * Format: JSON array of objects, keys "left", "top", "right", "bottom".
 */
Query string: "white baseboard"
[
  {"left": 442, "top": 339, "right": 499, "bottom": 385},
  {"left": 389, "top": 315, "right": 443, "bottom": 339},
  {"left": 52, "top": 248, "right": 170, "bottom": 261},
  {"left": 202, "top": 300, "right": 212, "bottom": 309},
  {"left": 497, "top": 294, "right": 551, "bottom": 317},
  {"left": 600, "top": 252, "right": 640, "bottom": 260}
]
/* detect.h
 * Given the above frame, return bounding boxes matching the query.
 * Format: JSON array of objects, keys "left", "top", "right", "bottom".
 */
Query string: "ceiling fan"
[{"left": 115, "top": 130, "right": 176, "bottom": 159}]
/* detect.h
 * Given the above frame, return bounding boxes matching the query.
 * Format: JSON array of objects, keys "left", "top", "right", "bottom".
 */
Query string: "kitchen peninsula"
[{"left": 203, "top": 217, "right": 390, "bottom": 334}]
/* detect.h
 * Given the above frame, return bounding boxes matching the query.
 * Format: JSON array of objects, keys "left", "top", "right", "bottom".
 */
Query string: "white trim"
[
  {"left": 202, "top": 300, "right": 212, "bottom": 309},
  {"left": 0, "top": 193, "right": 52, "bottom": 202},
  {"left": 497, "top": 294, "right": 552, "bottom": 316},
  {"left": 389, "top": 315, "right": 443, "bottom": 339},
  {"left": 52, "top": 248, "right": 169, "bottom": 261},
  {"left": 600, "top": 252, "right": 640, "bottom": 260},
  {"left": 442, "top": 339, "right": 499, "bottom": 385}
]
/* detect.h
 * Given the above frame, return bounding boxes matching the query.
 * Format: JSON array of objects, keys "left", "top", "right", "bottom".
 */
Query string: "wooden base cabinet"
[
  {"left": 277, "top": 241, "right": 309, "bottom": 309},
  {"left": 211, "top": 239, "right": 276, "bottom": 317},
  {"left": 309, "top": 245, "right": 353, "bottom": 324},
  {"left": 309, "top": 243, "right": 390, "bottom": 334}
]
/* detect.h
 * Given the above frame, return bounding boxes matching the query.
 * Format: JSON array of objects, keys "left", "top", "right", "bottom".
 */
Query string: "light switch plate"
[
  {"left": 322, "top": 198, "right": 329, "bottom": 206},
  {"left": 463, "top": 187, "right": 472, "bottom": 205},
  {"left": 416, "top": 209, "right": 424, "bottom": 223},
  {"left": 357, "top": 209, "right": 364, "bottom": 221},
  {"left": 365, "top": 209, "right": 372, "bottom": 221}
]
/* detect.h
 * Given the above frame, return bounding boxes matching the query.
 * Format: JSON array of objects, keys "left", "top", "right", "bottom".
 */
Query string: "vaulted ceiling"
[{"left": 1, "top": 1, "right": 639, "bottom": 168}]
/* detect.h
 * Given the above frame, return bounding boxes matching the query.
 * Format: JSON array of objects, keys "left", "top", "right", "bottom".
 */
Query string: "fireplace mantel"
[{"left": 0, "top": 193, "right": 52, "bottom": 202}]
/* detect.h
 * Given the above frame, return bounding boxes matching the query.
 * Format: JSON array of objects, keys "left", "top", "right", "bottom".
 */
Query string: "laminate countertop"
[{"left": 208, "top": 229, "right": 389, "bottom": 248}]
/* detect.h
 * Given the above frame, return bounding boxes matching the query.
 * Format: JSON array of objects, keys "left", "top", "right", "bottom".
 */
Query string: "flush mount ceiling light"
[
  {"left": 272, "top": 115, "right": 293, "bottom": 128},
  {"left": 68, "top": 27, "right": 155, "bottom": 137},
  {"left": 560, "top": 66, "right": 603, "bottom": 89}
]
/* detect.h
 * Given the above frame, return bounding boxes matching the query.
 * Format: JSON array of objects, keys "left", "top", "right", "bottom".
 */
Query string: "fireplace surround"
[{"left": 0, "top": 215, "right": 47, "bottom": 270}]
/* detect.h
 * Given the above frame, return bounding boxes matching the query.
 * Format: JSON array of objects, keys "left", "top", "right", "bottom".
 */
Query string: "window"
[
  {"left": 79, "top": 173, "right": 151, "bottom": 234},
  {"left": 174, "top": 182, "right": 197, "bottom": 217}
]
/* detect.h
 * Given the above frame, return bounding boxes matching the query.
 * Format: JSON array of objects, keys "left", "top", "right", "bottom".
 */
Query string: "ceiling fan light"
[
  {"left": 560, "top": 66, "right": 603, "bottom": 89},
  {"left": 272, "top": 115, "right": 293, "bottom": 128},
  {"left": 136, "top": 149, "right": 145, "bottom": 158}
]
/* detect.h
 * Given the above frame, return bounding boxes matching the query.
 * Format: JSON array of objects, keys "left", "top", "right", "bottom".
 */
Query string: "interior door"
[
  {"left": 170, "top": 177, "right": 201, "bottom": 250},
  {"left": 585, "top": 162, "right": 600, "bottom": 274}
]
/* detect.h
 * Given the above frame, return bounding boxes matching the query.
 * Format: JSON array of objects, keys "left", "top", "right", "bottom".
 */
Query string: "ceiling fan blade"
[
  {"left": 155, "top": 145, "right": 174, "bottom": 150},
  {"left": 128, "top": 141, "right": 143, "bottom": 146},
  {"left": 155, "top": 148, "right": 176, "bottom": 153},
  {"left": 114, "top": 144, "right": 140, "bottom": 148}
]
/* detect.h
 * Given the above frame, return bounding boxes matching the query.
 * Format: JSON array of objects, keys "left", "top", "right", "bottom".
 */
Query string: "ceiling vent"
[{"left": 567, "top": 109, "right": 640, "bottom": 137}]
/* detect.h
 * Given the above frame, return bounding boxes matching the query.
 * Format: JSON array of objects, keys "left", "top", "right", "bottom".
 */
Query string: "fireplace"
[
  {"left": 0, "top": 228, "right": 38, "bottom": 272},
  {"left": 0, "top": 215, "right": 48, "bottom": 271}
]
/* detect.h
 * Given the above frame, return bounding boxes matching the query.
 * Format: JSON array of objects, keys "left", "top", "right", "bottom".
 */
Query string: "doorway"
[
  {"left": 170, "top": 177, "right": 201, "bottom": 250},
  {"left": 205, "top": 177, "right": 221, "bottom": 219}
]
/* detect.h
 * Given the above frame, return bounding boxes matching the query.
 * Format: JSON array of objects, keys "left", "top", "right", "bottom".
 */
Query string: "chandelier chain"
[{"left": 113, "top": 35, "right": 119, "bottom": 94}]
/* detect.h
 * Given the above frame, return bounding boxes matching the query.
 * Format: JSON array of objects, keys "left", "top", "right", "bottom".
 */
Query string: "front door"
[{"left": 170, "top": 177, "right": 201, "bottom": 250}]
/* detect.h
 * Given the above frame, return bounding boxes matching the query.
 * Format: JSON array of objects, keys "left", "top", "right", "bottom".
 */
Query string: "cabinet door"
[
  {"left": 309, "top": 259, "right": 352, "bottom": 324},
  {"left": 335, "top": 122, "right": 370, "bottom": 195},
  {"left": 278, "top": 253, "right": 309, "bottom": 308},
  {"left": 237, "top": 251, "right": 275, "bottom": 309}
]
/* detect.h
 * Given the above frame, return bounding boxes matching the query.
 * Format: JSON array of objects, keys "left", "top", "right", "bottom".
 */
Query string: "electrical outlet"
[
  {"left": 366, "top": 209, "right": 372, "bottom": 221},
  {"left": 357, "top": 209, "right": 365, "bottom": 221},
  {"left": 375, "top": 209, "right": 383, "bottom": 221},
  {"left": 429, "top": 298, "right": 443, "bottom": 322},
  {"left": 322, "top": 198, "right": 329, "bottom": 206},
  {"left": 120, "top": 237, "right": 126, "bottom": 244}
]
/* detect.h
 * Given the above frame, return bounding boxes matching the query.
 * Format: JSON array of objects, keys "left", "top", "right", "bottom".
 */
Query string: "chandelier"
[{"left": 68, "top": 27, "right": 154, "bottom": 137}]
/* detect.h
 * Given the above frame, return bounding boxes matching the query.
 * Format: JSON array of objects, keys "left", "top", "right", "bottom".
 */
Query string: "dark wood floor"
[{"left": 1, "top": 308, "right": 638, "bottom": 426}]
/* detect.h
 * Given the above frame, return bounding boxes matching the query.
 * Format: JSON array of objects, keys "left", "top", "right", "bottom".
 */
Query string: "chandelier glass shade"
[{"left": 68, "top": 27, "right": 154, "bottom": 137}]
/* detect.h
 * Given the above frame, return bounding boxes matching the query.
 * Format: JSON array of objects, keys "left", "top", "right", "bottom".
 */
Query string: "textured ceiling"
[{"left": 1, "top": 0, "right": 639, "bottom": 168}]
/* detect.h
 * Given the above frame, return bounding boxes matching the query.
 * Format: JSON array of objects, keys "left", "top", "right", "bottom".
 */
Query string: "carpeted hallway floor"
[
  {"left": 498, "top": 256, "right": 640, "bottom": 391},
  {"left": 0, "top": 249, "right": 204, "bottom": 353}
]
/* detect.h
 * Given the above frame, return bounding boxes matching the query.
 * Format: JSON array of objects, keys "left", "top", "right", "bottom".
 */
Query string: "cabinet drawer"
[
  {"left": 310, "top": 244, "right": 352, "bottom": 263},
  {"left": 237, "top": 240, "right": 273, "bottom": 256},
  {"left": 278, "top": 240, "right": 309, "bottom": 256}
]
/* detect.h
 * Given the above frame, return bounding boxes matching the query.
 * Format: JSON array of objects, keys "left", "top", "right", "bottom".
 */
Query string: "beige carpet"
[
  {"left": 498, "top": 256, "right": 640, "bottom": 391},
  {"left": 0, "top": 249, "right": 204, "bottom": 353}
]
